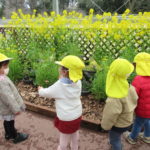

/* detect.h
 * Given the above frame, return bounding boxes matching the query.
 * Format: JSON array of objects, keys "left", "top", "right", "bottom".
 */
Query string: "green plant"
[
  {"left": 0, "top": 49, "right": 23, "bottom": 82},
  {"left": 91, "top": 59, "right": 113, "bottom": 100},
  {"left": 35, "top": 61, "right": 58, "bottom": 87},
  {"left": 120, "top": 46, "right": 138, "bottom": 62},
  {"left": 57, "top": 42, "right": 82, "bottom": 59},
  {"left": 55, "top": 29, "right": 82, "bottom": 60},
  {"left": 128, "top": 71, "right": 136, "bottom": 84},
  {"left": 91, "top": 70, "right": 107, "bottom": 100},
  {"left": 8, "top": 52, "right": 24, "bottom": 82},
  {"left": 82, "top": 77, "right": 91, "bottom": 93},
  {"left": 0, "top": 33, "right": 23, "bottom": 82},
  {"left": 20, "top": 33, "right": 55, "bottom": 82}
]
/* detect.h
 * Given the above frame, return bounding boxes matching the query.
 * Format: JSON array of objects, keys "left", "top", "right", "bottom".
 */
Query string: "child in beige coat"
[{"left": 101, "top": 58, "right": 138, "bottom": 150}]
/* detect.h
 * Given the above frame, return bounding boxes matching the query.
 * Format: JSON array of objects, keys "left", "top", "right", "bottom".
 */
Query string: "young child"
[
  {"left": 38, "top": 55, "right": 85, "bottom": 150},
  {"left": 0, "top": 53, "right": 28, "bottom": 144},
  {"left": 126, "top": 52, "right": 150, "bottom": 144},
  {"left": 101, "top": 58, "right": 138, "bottom": 150}
]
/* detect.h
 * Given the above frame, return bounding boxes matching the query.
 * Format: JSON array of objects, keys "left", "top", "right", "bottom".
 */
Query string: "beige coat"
[
  {"left": 0, "top": 76, "right": 25, "bottom": 115},
  {"left": 101, "top": 85, "right": 138, "bottom": 130}
]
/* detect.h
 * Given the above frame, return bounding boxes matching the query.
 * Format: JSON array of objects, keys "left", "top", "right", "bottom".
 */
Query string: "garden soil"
[
  {"left": 17, "top": 82, "right": 104, "bottom": 124},
  {"left": 0, "top": 111, "right": 150, "bottom": 150}
]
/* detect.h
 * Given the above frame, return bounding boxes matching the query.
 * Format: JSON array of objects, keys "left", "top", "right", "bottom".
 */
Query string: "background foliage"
[{"left": 0, "top": 9, "right": 150, "bottom": 100}]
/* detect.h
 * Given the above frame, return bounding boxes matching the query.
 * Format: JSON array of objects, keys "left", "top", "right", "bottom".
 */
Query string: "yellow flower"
[
  {"left": 18, "top": 9, "right": 22, "bottom": 13},
  {"left": 33, "top": 9, "right": 37, "bottom": 13},
  {"left": 124, "top": 9, "right": 130, "bottom": 14},
  {"left": 2, "top": 17, "right": 6, "bottom": 20},
  {"left": 63, "top": 10, "right": 67, "bottom": 16},
  {"left": 89, "top": 9, "right": 94, "bottom": 15},
  {"left": 96, "top": 14, "right": 102, "bottom": 20},
  {"left": 51, "top": 11, "right": 56, "bottom": 17},
  {"left": 43, "top": 12, "right": 48, "bottom": 17},
  {"left": 114, "top": 34, "right": 121, "bottom": 40}
]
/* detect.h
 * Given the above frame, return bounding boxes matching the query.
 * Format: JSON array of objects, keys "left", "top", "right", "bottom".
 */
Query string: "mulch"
[{"left": 17, "top": 82, "right": 105, "bottom": 124}]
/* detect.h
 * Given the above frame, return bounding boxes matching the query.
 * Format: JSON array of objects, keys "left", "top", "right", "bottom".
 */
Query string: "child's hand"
[
  {"left": 15, "top": 112, "right": 21, "bottom": 115},
  {"left": 38, "top": 86, "right": 43, "bottom": 91}
]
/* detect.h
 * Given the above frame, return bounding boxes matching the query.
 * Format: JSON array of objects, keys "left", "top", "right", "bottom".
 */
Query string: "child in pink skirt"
[{"left": 38, "top": 55, "right": 85, "bottom": 150}]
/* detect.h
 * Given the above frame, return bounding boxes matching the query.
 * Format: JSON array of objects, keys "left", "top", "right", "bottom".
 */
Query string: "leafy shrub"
[
  {"left": 0, "top": 48, "right": 23, "bottom": 82},
  {"left": 8, "top": 51, "right": 24, "bottom": 82},
  {"left": 91, "top": 59, "right": 113, "bottom": 100},
  {"left": 120, "top": 47, "right": 138, "bottom": 62},
  {"left": 55, "top": 36, "right": 82, "bottom": 60},
  {"left": 35, "top": 61, "right": 58, "bottom": 87}
]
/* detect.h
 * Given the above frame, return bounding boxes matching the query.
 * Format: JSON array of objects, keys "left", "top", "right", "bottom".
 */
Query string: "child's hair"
[
  {"left": 61, "top": 66, "right": 69, "bottom": 71},
  {"left": 0, "top": 60, "right": 9, "bottom": 68}
]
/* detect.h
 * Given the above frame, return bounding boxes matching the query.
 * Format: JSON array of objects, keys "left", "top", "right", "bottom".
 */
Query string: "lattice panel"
[{"left": 1, "top": 27, "right": 150, "bottom": 62}]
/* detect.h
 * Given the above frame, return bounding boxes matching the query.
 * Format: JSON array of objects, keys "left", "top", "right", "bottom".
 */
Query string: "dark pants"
[
  {"left": 109, "top": 126, "right": 129, "bottom": 150},
  {"left": 3, "top": 120, "right": 17, "bottom": 138}
]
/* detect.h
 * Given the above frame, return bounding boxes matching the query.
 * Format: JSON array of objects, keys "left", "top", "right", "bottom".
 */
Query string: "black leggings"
[{"left": 3, "top": 120, "right": 17, "bottom": 138}]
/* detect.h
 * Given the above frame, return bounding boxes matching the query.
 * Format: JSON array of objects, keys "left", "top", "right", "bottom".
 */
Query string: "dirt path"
[{"left": 0, "top": 111, "right": 150, "bottom": 150}]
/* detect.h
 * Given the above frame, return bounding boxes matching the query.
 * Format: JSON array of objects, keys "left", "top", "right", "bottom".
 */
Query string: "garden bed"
[{"left": 17, "top": 82, "right": 105, "bottom": 128}]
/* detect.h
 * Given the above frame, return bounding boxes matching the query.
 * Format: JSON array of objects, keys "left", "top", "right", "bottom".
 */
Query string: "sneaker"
[
  {"left": 139, "top": 133, "right": 150, "bottom": 144},
  {"left": 124, "top": 132, "right": 137, "bottom": 145},
  {"left": 13, "top": 132, "right": 29, "bottom": 144}
]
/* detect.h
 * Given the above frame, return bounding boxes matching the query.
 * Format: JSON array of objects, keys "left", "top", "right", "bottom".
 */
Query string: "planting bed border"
[{"left": 24, "top": 101, "right": 101, "bottom": 131}]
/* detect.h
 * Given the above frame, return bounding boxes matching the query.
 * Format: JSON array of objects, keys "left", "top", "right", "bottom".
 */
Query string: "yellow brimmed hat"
[
  {"left": 55, "top": 55, "right": 85, "bottom": 82},
  {"left": 0, "top": 53, "right": 12, "bottom": 63},
  {"left": 134, "top": 52, "right": 150, "bottom": 76},
  {"left": 106, "top": 58, "right": 134, "bottom": 98}
]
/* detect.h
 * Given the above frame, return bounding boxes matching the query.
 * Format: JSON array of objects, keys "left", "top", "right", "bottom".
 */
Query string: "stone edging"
[{"left": 25, "top": 101, "right": 100, "bottom": 131}]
